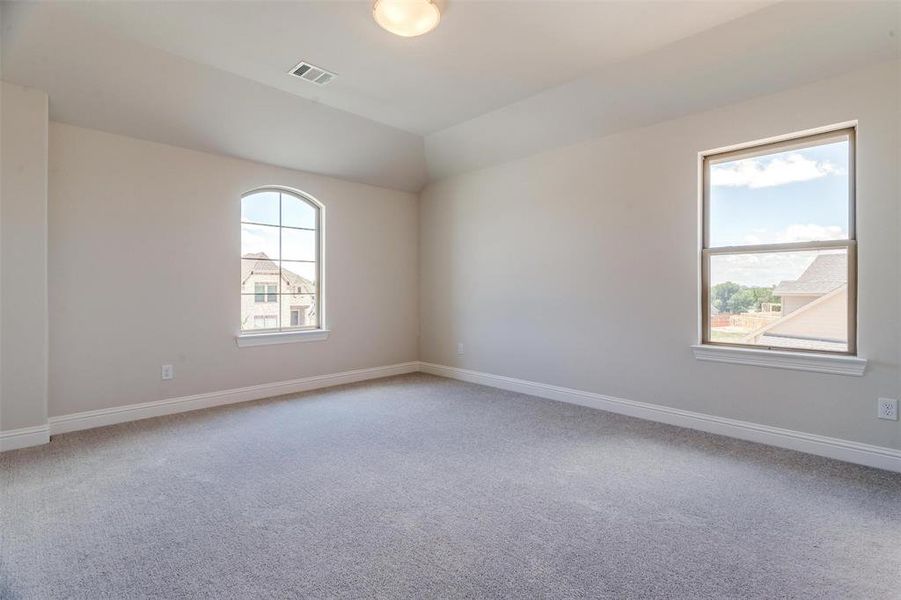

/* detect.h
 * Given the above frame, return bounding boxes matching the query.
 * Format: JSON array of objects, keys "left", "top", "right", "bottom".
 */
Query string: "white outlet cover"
[
  {"left": 161, "top": 364, "right": 174, "bottom": 380},
  {"left": 877, "top": 398, "right": 898, "bottom": 421},
  {"left": 457, "top": 343, "right": 464, "bottom": 355}
]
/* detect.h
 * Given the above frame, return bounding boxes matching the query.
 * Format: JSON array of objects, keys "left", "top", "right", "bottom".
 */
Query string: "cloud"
[
  {"left": 711, "top": 251, "right": 824, "bottom": 287},
  {"left": 712, "top": 239, "right": 847, "bottom": 287},
  {"left": 742, "top": 224, "right": 846, "bottom": 245},
  {"left": 242, "top": 224, "right": 280, "bottom": 259},
  {"left": 711, "top": 153, "right": 842, "bottom": 189}
]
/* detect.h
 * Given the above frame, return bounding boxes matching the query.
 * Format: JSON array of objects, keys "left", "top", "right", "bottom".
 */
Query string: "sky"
[
  {"left": 708, "top": 139, "right": 850, "bottom": 287},
  {"left": 241, "top": 190, "right": 317, "bottom": 230}
]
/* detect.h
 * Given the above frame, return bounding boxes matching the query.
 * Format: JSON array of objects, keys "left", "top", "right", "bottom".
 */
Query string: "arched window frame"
[{"left": 237, "top": 186, "right": 328, "bottom": 346}]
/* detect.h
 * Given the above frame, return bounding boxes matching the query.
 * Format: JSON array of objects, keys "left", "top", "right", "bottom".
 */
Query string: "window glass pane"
[
  {"left": 281, "top": 294, "right": 317, "bottom": 329},
  {"left": 708, "top": 137, "right": 849, "bottom": 247},
  {"left": 241, "top": 294, "right": 280, "bottom": 331},
  {"left": 281, "top": 260, "right": 317, "bottom": 289},
  {"left": 282, "top": 228, "right": 316, "bottom": 261},
  {"left": 708, "top": 249, "right": 848, "bottom": 352},
  {"left": 282, "top": 193, "right": 317, "bottom": 229},
  {"left": 241, "top": 258, "right": 280, "bottom": 295},
  {"left": 241, "top": 191, "right": 280, "bottom": 226},
  {"left": 241, "top": 223, "right": 280, "bottom": 260}
]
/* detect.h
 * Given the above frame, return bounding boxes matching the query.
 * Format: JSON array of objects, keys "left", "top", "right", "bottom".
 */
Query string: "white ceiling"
[
  {"left": 1, "top": 1, "right": 898, "bottom": 192},
  {"left": 45, "top": 1, "right": 773, "bottom": 135}
]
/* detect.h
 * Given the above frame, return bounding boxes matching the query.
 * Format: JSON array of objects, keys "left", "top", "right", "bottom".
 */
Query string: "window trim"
[
  {"left": 690, "top": 344, "right": 866, "bottom": 376},
  {"left": 236, "top": 328, "right": 331, "bottom": 348},
  {"left": 699, "top": 126, "right": 857, "bottom": 357},
  {"left": 238, "top": 186, "right": 327, "bottom": 343}
]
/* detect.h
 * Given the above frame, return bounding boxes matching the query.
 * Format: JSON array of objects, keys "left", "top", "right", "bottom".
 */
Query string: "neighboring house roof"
[
  {"left": 773, "top": 254, "right": 846, "bottom": 296},
  {"left": 241, "top": 252, "right": 315, "bottom": 293}
]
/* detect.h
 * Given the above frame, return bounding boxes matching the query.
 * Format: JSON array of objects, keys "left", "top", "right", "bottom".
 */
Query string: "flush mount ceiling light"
[{"left": 373, "top": 0, "right": 441, "bottom": 37}]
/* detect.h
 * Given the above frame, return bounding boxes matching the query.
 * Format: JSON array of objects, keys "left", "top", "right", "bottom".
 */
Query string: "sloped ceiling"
[
  {"left": 425, "top": 1, "right": 901, "bottom": 181},
  {"left": 2, "top": 1, "right": 898, "bottom": 192},
  {"left": 1, "top": 2, "right": 428, "bottom": 192}
]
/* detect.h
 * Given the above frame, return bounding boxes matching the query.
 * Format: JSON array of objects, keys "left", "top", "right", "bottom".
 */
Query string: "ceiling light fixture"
[{"left": 373, "top": 0, "right": 441, "bottom": 38}]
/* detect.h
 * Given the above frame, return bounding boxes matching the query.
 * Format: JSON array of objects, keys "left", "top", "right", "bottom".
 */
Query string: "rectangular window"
[
  {"left": 254, "top": 283, "right": 277, "bottom": 303},
  {"left": 253, "top": 315, "right": 277, "bottom": 329},
  {"left": 702, "top": 127, "right": 856, "bottom": 354}
]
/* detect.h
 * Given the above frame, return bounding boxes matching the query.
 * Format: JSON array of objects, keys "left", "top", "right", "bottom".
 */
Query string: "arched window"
[{"left": 240, "top": 188, "right": 322, "bottom": 333}]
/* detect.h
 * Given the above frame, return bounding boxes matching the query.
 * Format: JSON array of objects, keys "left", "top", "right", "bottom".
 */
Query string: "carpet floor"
[{"left": 2, "top": 373, "right": 900, "bottom": 599}]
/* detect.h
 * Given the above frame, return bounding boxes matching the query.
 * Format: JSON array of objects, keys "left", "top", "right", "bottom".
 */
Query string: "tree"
[
  {"left": 750, "top": 287, "right": 776, "bottom": 307},
  {"left": 729, "top": 288, "right": 756, "bottom": 313},
  {"left": 711, "top": 282, "right": 777, "bottom": 314},
  {"left": 711, "top": 282, "right": 741, "bottom": 313}
]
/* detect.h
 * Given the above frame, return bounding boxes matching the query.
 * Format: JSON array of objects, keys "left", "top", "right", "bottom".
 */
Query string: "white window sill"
[
  {"left": 691, "top": 344, "right": 866, "bottom": 376},
  {"left": 236, "top": 329, "right": 330, "bottom": 348}
]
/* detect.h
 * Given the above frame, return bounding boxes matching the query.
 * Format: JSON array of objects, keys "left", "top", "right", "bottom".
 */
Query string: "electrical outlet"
[
  {"left": 457, "top": 343, "right": 464, "bottom": 355},
  {"left": 161, "top": 364, "right": 174, "bottom": 381},
  {"left": 877, "top": 398, "right": 898, "bottom": 421}
]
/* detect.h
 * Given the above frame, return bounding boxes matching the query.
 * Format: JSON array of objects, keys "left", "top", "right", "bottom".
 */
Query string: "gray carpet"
[{"left": 2, "top": 373, "right": 900, "bottom": 599}]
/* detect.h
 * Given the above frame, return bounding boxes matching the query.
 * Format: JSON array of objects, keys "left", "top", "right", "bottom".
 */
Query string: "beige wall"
[
  {"left": 419, "top": 61, "right": 901, "bottom": 450},
  {"left": 781, "top": 295, "right": 815, "bottom": 316},
  {"left": 1, "top": 82, "right": 49, "bottom": 432},
  {"left": 48, "top": 123, "right": 419, "bottom": 417}
]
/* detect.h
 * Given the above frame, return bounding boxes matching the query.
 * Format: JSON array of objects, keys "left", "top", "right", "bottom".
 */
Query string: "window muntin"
[
  {"left": 240, "top": 188, "right": 321, "bottom": 333},
  {"left": 702, "top": 128, "right": 855, "bottom": 355}
]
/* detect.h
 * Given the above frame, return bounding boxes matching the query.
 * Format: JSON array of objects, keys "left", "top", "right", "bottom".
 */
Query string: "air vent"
[{"left": 289, "top": 61, "right": 337, "bottom": 86}]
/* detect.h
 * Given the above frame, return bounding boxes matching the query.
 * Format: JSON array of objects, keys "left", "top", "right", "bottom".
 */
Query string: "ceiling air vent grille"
[{"left": 289, "top": 61, "right": 337, "bottom": 86}]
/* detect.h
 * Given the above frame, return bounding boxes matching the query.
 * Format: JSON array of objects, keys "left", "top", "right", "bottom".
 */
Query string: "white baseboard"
[
  {"left": 8, "top": 360, "right": 900, "bottom": 474},
  {"left": 419, "top": 362, "right": 901, "bottom": 473},
  {"left": 0, "top": 424, "right": 50, "bottom": 452},
  {"left": 47, "top": 361, "right": 420, "bottom": 437}
]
